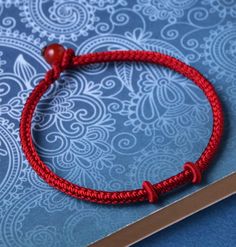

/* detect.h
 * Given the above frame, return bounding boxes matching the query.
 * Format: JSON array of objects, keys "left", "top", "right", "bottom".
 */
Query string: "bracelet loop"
[{"left": 19, "top": 43, "right": 224, "bottom": 204}]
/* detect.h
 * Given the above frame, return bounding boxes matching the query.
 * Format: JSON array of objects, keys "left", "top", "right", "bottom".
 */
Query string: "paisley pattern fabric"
[{"left": 0, "top": 1, "right": 235, "bottom": 246}]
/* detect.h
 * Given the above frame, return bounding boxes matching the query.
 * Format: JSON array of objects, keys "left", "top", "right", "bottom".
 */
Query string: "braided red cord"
[{"left": 19, "top": 46, "right": 224, "bottom": 204}]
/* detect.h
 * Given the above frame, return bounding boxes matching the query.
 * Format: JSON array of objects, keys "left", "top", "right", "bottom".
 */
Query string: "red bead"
[
  {"left": 183, "top": 162, "right": 202, "bottom": 184},
  {"left": 142, "top": 180, "right": 158, "bottom": 203},
  {"left": 42, "top": 43, "right": 65, "bottom": 65}
]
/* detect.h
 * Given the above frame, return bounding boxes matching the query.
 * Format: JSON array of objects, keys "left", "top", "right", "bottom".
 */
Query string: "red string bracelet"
[{"left": 19, "top": 43, "right": 224, "bottom": 204}]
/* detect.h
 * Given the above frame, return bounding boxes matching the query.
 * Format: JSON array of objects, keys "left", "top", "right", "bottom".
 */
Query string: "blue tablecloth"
[{"left": 0, "top": 1, "right": 235, "bottom": 246}]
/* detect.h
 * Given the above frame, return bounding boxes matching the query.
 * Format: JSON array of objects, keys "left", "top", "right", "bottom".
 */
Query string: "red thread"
[
  {"left": 183, "top": 162, "right": 202, "bottom": 184},
  {"left": 142, "top": 181, "right": 159, "bottom": 203},
  {"left": 19, "top": 44, "right": 224, "bottom": 204}
]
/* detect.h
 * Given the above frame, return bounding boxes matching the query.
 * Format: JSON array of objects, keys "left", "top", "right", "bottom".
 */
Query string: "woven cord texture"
[{"left": 19, "top": 49, "right": 224, "bottom": 204}]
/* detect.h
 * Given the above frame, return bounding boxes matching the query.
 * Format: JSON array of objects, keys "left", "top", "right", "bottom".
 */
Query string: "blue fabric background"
[
  {"left": 0, "top": 1, "right": 235, "bottom": 246},
  {"left": 134, "top": 195, "right": 236, "bottom": 247}
]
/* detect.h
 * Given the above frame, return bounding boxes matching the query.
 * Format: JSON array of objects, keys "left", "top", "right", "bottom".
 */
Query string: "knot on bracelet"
[
  {"left": 42, "top": 44, "right": 75, "bottom": 83},
  {"left": 183, "top": 162, "right": 202, "bottom": 184},
  {"left": 142, "top": 181, "right": 159, "bottom": 203},
  {"left": 61, "top": 48, "right": 75, "bottom": 70}
]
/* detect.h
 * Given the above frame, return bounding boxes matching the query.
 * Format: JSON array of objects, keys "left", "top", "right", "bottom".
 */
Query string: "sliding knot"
[
  {"left": 42, "top": 44, "right": 75, "bottom": 70},
  {"left": 61, "top": 48, "right": 75, "bottom": 70},
  {"left": 183, "top": 162, "right": 202, "bottom": 184},
  {"left": 142, "top": 181, "right": 158, "bottom": 203}
]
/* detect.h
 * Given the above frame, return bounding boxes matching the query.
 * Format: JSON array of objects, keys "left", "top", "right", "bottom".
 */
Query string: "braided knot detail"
[
  {"left": 142, "top": 181, "right": 159, "bottom": 203},
  {"left": 44, "top": 48, "right": 75, "bottom": 83},
  {"left": 61, "top": 48, "right": 75, "bottom": 70},
  {"left": 183, "top": 162, "right": 202, "bottom": 184}
]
